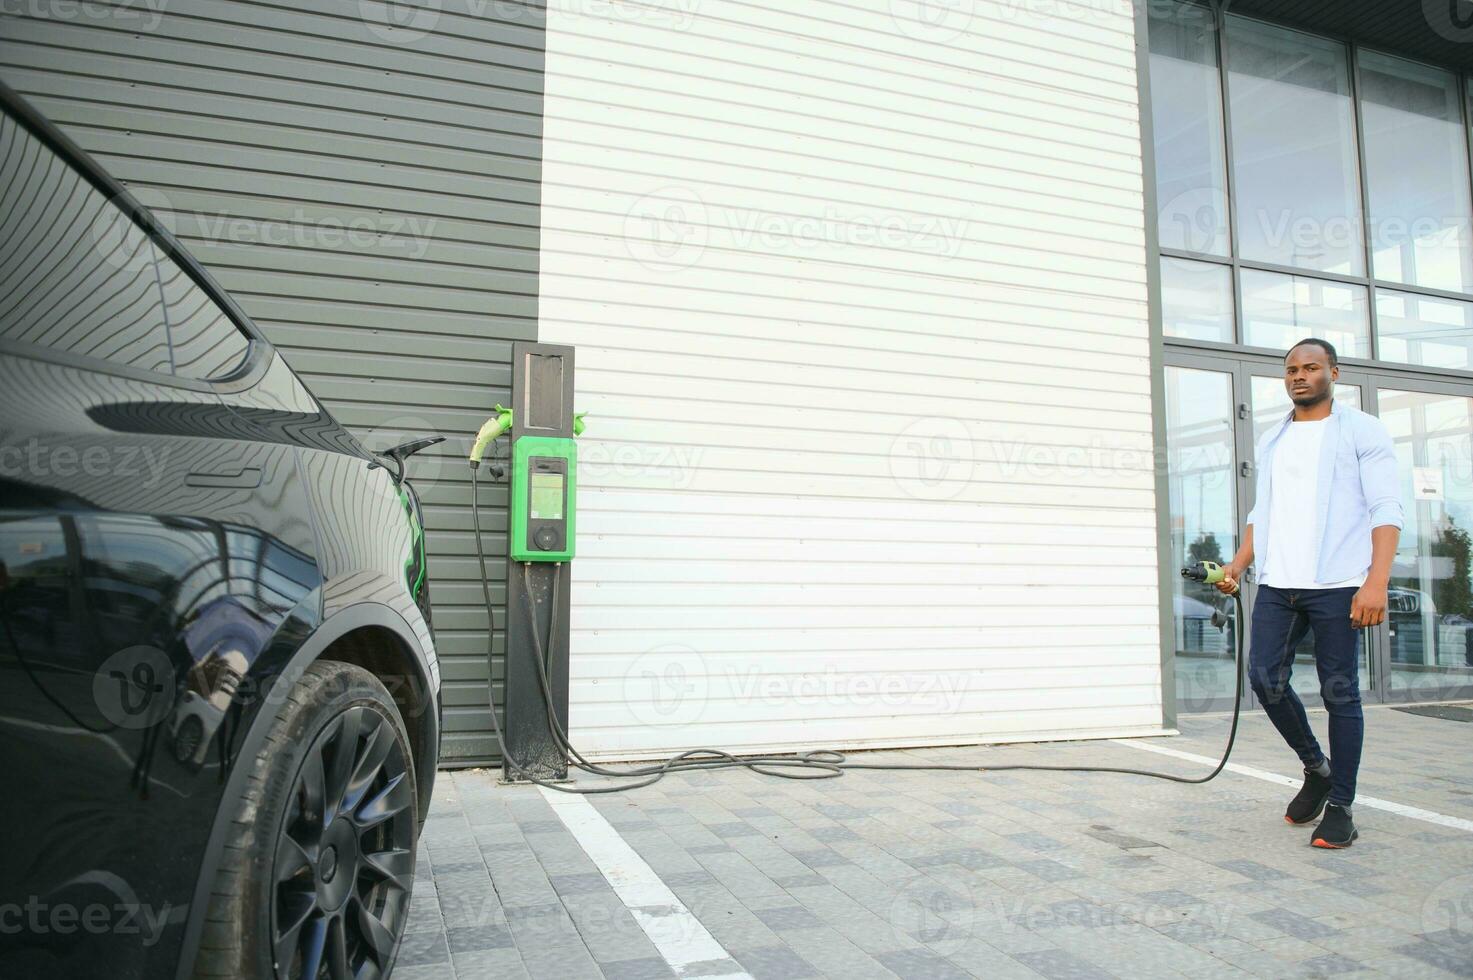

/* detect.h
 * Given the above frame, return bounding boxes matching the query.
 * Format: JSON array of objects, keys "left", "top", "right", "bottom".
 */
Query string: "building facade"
[
  {"left": 1149, "top": 0, "right": 1473, "bottom": 719},
  {"left": 2, "top": 0, "right": 1468, "bottom": 766}
]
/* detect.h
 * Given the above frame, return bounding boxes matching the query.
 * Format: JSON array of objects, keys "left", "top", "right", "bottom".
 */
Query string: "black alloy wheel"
[{"left": 271, "top": 705, "right": 416, "bottom": 979}]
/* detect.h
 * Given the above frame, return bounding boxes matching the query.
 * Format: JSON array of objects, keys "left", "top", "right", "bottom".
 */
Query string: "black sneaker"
[
  {"left": 1311, "top": 804, "right": 1358, "bottom": 849},
  {"left": 1285, "top": 765, "right": 1333, "bottom": 825}
]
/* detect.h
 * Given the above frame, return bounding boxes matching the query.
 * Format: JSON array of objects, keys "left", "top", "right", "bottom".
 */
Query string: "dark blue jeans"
[{"left": 1248, "top": 585, "right": 1363, "bottom": 806}]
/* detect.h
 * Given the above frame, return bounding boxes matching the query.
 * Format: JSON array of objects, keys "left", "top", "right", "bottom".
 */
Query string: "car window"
[
  {"left": 0, "top": 112, "right": 172, "bottom": 373},
  {"left": 154, "top": 250, "right": 251, "bottom": 380},
  {"left": 0, "top": 110, "right": 250, "bottom": 381}
]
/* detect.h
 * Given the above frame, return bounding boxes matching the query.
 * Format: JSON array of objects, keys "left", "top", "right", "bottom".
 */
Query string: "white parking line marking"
[
  {"left": 539, "top": 788, "right": 754, "bottom": 980},
  {"left": 1112, "top": 739, "right": 1473, "bottom": 833}
]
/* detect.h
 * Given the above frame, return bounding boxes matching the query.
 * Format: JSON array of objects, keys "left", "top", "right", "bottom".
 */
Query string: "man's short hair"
[{"left": 1288, "top": 337, "right": 1338, "bottom": 368}]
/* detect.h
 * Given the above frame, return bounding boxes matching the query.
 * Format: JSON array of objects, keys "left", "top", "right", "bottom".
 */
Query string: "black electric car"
[{"left": 0, "top": 84, "right": 441, "bottom": 979}]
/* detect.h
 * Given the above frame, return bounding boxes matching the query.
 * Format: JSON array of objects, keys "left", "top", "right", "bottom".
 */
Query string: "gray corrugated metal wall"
[{"left": 0, "top": 0, "right": 545, "bottom": 765}]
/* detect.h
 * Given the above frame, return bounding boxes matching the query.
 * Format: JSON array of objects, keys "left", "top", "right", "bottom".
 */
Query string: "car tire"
[{"left": 193, "top": 660, "right": 419, "bottom": 980}]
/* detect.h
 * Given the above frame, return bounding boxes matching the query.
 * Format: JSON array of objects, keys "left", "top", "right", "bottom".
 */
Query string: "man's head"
[{"left": 1284, "top": 338, "right": 1338, "bottom": 408}]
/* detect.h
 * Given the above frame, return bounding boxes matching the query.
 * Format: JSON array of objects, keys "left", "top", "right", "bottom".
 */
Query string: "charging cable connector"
[{"left": 469, "top": 404, "right": 513, "bottom": 470}]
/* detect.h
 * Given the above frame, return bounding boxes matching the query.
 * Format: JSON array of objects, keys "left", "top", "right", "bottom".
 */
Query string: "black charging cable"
[
  {"left": 472, "top": 458, "right": 1247, "bottom": 794},
  {"left": 471, "top": 464, "right": 850, "bottom": 793}
]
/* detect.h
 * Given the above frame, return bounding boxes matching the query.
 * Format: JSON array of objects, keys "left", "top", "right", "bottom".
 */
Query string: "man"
[{"left": 1217, "top": 338, "right": 1403, "bottom": 848}]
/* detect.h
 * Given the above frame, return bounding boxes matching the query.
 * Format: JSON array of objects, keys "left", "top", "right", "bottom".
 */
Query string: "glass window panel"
[
  {"left": 1360, "top": 53, "right": 1473, "bottom": 292},
  {"left": 1376, "top": 288, "right": 1473, "bottom": 370},
  {"left": 1161, "top": 256, "right": 1234, "bottom": 342},
  {"left": 1149, "top": 1, "right": 1230, "bottom": 257},
  {"left": 1226, "top": 17, "right": 1363, "bottom": 275},
  {"left": 1165, "top": 366, "right": 1240, "bottom": 709},
  {"left": 0, "top": 113, "right": 172, "bottom": 373},
  {"left": 155, "top": 253, "right": 250, "bottom": 381},
  {"left": 1241, "top": 268, "right": 1370, "bottom": 356},
  {"left": 1377, "top": 389, "right": 1473, "bottom": 697}
]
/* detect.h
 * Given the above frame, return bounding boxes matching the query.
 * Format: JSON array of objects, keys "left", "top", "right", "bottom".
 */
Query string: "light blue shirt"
[{"left": 1246, "top": 400, "right": 1404, "bottom": 586}]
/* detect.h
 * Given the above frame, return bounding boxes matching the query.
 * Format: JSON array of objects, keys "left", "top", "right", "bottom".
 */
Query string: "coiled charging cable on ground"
[{"left": 472, "top": 460, "right": 1246, "bottom": 795}]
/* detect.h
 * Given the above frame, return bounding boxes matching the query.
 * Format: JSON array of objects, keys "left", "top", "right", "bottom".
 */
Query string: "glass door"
[
  {"left": 1370, "top": 383, "right": 1473, "bottom": 702},
  {"left": 1163, "top": 355, "right": 1244, "bottom": 711}
]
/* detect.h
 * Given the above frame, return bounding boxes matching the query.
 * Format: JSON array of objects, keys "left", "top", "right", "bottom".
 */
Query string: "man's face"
[{"left": 1284, "top": 344, "right": 1338, "bottom": 407}]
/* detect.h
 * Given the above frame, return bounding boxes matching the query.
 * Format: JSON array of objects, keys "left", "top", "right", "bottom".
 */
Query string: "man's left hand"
[{"left": 1350, "top": 583, "right": 1389, "bottom": 628}]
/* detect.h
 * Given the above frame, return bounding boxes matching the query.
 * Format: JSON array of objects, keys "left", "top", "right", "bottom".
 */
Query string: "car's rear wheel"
[{"left": 194, "top": 660, "right": 418, "bottom": 980}]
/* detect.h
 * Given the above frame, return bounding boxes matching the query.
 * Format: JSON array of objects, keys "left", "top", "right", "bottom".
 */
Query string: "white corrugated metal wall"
[{"left": 536, "top": 0, "right": 1166, "bottom": 757}]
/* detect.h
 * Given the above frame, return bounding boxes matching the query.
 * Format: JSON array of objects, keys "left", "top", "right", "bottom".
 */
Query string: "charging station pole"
[{"left": 501, "top": 342, "right": 575, "bottom": 782}]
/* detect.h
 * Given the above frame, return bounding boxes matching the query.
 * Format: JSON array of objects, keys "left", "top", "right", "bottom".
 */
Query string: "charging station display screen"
[{"left": 530, "top": 472, "right": 564, "bottom": 520}]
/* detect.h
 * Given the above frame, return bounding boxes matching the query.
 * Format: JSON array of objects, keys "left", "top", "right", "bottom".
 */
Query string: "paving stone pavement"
[{"left": 395, "top": 704, "right": 1473, "bottom": 980}]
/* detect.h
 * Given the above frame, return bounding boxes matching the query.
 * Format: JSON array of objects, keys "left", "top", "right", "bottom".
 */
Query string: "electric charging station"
[
  {"left": 498, "top": 342, "right": 577, "bottom": 782},
  {"left": 509, "top": 436, "right": 576, "bottom": 562}
]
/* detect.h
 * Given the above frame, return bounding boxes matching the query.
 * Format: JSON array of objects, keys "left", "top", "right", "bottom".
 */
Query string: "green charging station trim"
[{"left": 509, "top": 435, "right": 577, "bottom": 562}]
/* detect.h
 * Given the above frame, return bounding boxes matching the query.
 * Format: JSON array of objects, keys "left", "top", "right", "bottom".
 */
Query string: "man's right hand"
[{"left": 1216, "top": 564, "right": 1245, "bottom": 595}]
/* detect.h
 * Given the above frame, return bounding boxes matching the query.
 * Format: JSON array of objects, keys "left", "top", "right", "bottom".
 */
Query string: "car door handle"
[{"left": 185, "top": 466, "right": 262, "bottom": 489}]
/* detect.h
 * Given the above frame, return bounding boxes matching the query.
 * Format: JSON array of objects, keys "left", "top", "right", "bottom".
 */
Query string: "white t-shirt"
[{"left": 1259, "top": 418, "right": 1367, "bottom": 590}]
